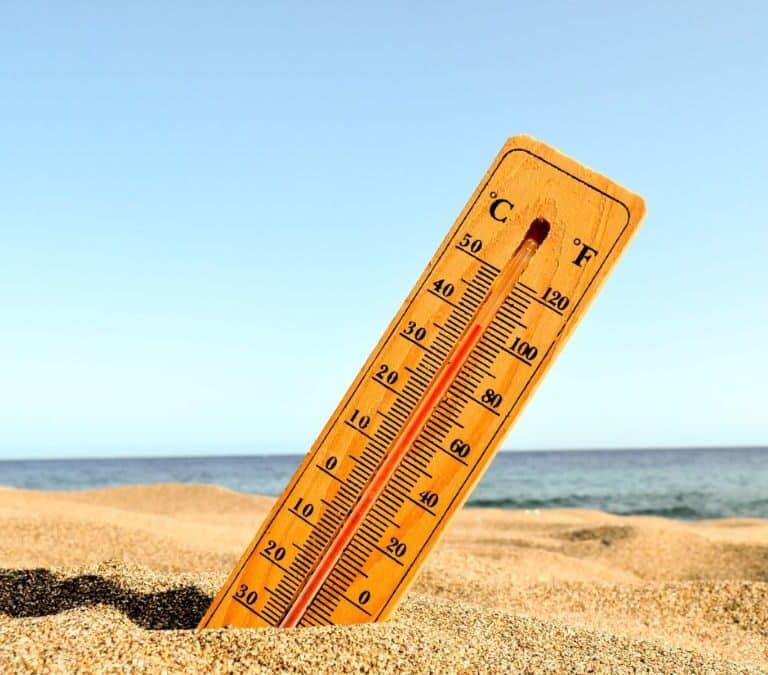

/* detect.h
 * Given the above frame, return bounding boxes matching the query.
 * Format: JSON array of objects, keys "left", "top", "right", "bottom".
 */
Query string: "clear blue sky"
[{"left": 1, "top": 2, "right": 766, "bottom": 459}]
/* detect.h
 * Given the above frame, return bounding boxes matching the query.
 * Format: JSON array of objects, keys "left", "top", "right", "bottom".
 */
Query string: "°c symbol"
[{"left": 489, "top": 194, "right": 513, "bottom": 223}]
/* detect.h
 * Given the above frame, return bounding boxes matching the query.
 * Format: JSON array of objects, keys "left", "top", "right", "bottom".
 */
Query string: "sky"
[{"left": 1, "top": 2, "right": 766, "bottom": 459}]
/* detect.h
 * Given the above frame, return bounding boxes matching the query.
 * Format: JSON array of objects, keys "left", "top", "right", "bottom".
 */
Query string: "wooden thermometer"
[{"left": 200, "top": 135, "right": 645, "bottom": 629}]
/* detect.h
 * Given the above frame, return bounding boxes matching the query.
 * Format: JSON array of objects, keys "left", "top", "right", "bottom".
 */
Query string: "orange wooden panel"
[{"left": 199, "top": 135, "right": 645, "bottom": 629}]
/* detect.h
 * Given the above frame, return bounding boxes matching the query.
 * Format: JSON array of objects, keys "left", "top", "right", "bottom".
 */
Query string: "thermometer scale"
[{"left": 199, "top": 135, "right": 645, "bottom": 629}]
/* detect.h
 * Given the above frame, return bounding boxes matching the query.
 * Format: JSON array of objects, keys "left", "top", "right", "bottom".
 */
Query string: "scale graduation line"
[{"left": 198, "top": 135, "right": 645, "bottom": 630}]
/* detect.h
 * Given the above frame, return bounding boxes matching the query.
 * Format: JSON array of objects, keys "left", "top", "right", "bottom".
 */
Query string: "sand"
[{"left": 0, "top": 484, "right": 765, "bottom": 673}]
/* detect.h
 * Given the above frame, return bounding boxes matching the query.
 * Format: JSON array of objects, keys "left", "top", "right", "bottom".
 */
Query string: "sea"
[{"left": 1, "top": 447, "right": 766, "bottom": 520}]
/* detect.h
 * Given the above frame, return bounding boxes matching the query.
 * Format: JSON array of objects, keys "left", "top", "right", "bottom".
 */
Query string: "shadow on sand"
[{"left": 0, "top": 568, "right": 212, "bottom": 630}]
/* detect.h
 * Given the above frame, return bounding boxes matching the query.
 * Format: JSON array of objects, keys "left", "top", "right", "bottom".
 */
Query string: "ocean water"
[{"left": 1, "top": 447, "right": 766, "bottom": 520}]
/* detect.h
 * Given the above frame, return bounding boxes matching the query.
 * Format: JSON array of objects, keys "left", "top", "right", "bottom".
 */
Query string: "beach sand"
[{"left": 0, "top": 484, "right": 765, "bottom": 673}]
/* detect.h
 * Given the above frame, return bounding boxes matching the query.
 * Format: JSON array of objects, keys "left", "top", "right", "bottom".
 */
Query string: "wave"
[
  {"left": 465, "top": 496, "right": 751, "bottom": 520},
  {"left": 467, "top": 496, "right": 588, "bottom": 510}
]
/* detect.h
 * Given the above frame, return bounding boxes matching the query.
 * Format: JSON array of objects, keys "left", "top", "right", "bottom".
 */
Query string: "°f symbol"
[{"left": 572, "top": 237, "right": 599, "bottom": 267}]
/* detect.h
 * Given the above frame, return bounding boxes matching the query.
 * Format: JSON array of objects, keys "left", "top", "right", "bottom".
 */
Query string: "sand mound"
[
  {"left": 0, "top": 485, "right": 766, "bottom": 673},
  {"left": 1, "top": 563, "right": 761, "bottom": 674}
]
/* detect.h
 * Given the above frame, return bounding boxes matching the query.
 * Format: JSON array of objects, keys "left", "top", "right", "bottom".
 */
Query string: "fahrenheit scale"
[{"left": 199, "top": 135, "right": 646, "bottom": 629}]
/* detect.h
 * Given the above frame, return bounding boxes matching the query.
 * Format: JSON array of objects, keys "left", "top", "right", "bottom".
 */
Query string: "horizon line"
[{"left": 0, "top": 444, "right": 765, "bottom": 463}]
